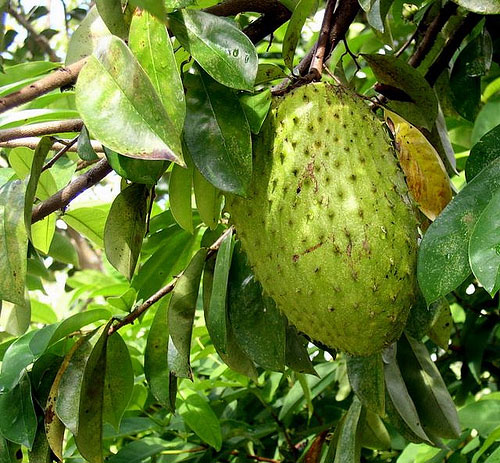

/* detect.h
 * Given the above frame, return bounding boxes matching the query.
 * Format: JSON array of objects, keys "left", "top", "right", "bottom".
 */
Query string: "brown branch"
[
  {"left": 42, "top": 136, "right": 79, "bottom": 171},
  {"left": 107, "top": 226, "right": 235, "bottom": 336},
  {"left": 0, "top": 119, "right": 83, "bottom": 142},
  {"left": 425, "top": 12, "right": 482, "bottom": 86},
  {"left": 243, "top": 11, "right": 292, "bottom": 44},
  {"left": 408, "top": 1, "right": 458, "bottom": 68},
  {"left": 7, "top": 6, "right": 59, "bottom": 62},
  {"left": 308, "top": 0, "right": 337, "bottom": 80},
  {"left": 0, "top": 137, "right": 103, "bottom": 153},
  {"left": 31, "top": 158, "right": 112, "bottom": 224},
  {"left": 230, "top": 451, "right": 281, "bottom": 463},
  {"left": 0, "top": 58, "right": 87, "bottom": 114}
]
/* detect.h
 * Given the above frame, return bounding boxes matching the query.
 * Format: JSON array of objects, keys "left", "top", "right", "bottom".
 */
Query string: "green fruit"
[{"left": 226, "top": 83, "right": 418, "bottom": 356}]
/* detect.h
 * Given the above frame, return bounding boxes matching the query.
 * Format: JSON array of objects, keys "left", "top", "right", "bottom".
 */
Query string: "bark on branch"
[
  {"left": 0, "top": 137, "right": 103, "bottom": 153},
  {"left": 0, "top": 119, "right": 84, "bottom": 142},
  {"left": 31, "top": 158, "right": 112, "bottom": 224}
]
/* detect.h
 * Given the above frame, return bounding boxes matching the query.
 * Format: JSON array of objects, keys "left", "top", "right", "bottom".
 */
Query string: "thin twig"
[
  {"left": 31, "top": 158, "right": 112, "bottom": 223},
  {"left": 229, "top": 451, "right": 281, "bottom": 463},
  {"left": 0, "top": 58, "right": 87, "bottom": 114},
  {"left": 41, "top": 135, "right": 79, "bottom": 171},
  {"left": 308, "top": 0, "right": 337, "bottom": 80},
  {"left": 408, "top": 1, "right": 458, "bottom": 68},
  {"left": 7, "top": 5, "right": 59, "bottom": 62},
  {"left": 107, "top": 226, "right": 235, "bottom": 336},
  {"left": 0, "top": 136, "right": 103, "bottom": 153},
  {"left": 425, "top": 12, "right": 482, "bottom": 86},
  {"left": 0, "top": 119, "right": 83, "bottom": 142}
]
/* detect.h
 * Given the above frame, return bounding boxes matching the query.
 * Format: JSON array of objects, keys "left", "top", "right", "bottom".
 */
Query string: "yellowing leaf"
[{"left": 385, "top": 110, "right": 452, "bottom": 221}]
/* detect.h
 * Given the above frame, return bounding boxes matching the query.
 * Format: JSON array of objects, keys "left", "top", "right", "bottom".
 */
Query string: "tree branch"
[
  {"left": 0, "top": 137, "right": 103, "bottom": 153},
  {"left": 31, "top": 158, "right": 112, "bottom": 224},
  {"left": 107, "top": 226, "right": 235, "bottom": 336},
  {"left": 0, "top": 58, "right": 87, "bottom": 114},
  {"left": 408, "top": 1, "right": 458, "bottom": 68},
  {"left": 0, "top": 119, "right": 83, "bottom": 142},
  {"left": 7, "top": 5, "right": 60, "bottom": 62},
  {"left": 425, "top": 12, "right": 482, "bottom": 86}
]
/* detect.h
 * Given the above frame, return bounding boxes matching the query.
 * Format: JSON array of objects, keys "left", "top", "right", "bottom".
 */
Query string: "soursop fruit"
[{"left": 226, "top": 83, "right": 419, "bottom": 356}]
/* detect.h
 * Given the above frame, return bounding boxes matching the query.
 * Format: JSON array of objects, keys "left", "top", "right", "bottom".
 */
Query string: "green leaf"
[
  {"left": 107, "top": 437, "right": 185, "bottom": 463},
  {"left": 346, "top": 353, "right": 385, "bottom": 415},
  {"left": 63, "top": 204, "right": 111, "bottom": 247},
  {"left": 428, "top": 300, "right": 453, "bottom": 350},
  {"left": 283, "top": 0, "right": 318, "bottom": 70},
  {"left": 451, "top": 0, "right": 500, "bottom": 14},
  {"left": 31, "top": 214, "right": 56, "bottom": 254},
  {"left": 28, "top": 422, "right": 52, "bottom": 463},
  {"left": 66, "top": 6, "right": 110, "bottom": 65},
  {"left": 459, "top": 400, "right": 500, "bottom": 436},
  {"left": 405, "top": 295, "right": 444, "bottom": 341},
  {"left": 383, "top": 345, "right": 431, "bottom": 443},
  {"left": 239, "top": 88, "right": 272, "bottom": 134},
  {"left": 129, "top": 0, "right": 166, "bottom": 20},
  {"left": 170, "top": 162, "right": 194, "bottom": 233},
  {"left": 366, "top": 0, "right": 393, "bottom": 33},
  {"left": 103, "top": 333, "right": 134, "bottom": 431},
  {"left": 471, "top": 94, "right": 500, "bottom": 145},
  {"left": 144, "top": 300, "right": 177, "bottom": 412},
  {"left": 24, "top": 136, "right": 53, "bottom": 241},
  {"left": 168, "top": 248, "right": 207, "bottom": 378},
  {"left": 104, "top": 183, "right": 149, "bottom": 280},
  {"left": 397, "top": 334, "right": 460, "bottom": 440},
  {"left": 363, "top": 53, "right": 438, "bottom": 130},
  {"left": 179, "top": 392, "right": 222, "bottom": 450},
  {"left": 227, "top": 242, "right": 286, "bottom": 371},
  {"left": 184, "top": 66, "right": 252, "bottom": 195},
  {"left": 193, "top": 167, "right": 221, "bottom": 230},
  {"left": 0, "top": 436, "right": 12, "bottom": 463},
  {"left": 417, "top": 157, "right": 500, "bottom": 303},
  {"left": 47, "top": 232, "right": 80, "bottom": 266},
  {"left": 74, "top": 322, "right": 111, "bottom": 463},
  {"left": 75, "top": 36, "right": 183, "bottom": 164},
  {"left": 168, "top": 9, "right": 258, "bottom": 91},
  {"left": 96, "top": 0, "right": 129, "bottom": 39},
  {"left": 334, "top": 396, "right": 363, "bottom": 463},
  {"left": 205, "top": 229, "right": 233, "bottom": 354},
  {"left": 0, "top": 372, "right": 37, "bottom": 449},
  {"left": 0, "top": 180, "right": 28, "bottom": 306},
  {"left": 471, "top": 425, "right": 500, "bottom": 463},
  {"left": 360, "top": 410, "right": 391, "bottom": 450},
  {"left": 105, "top": 148, "right": 168, "bottom": 185},
  {"left": 129, "top": 9, "right": 185, "bottom": 134},
  {"left": 284, "top": 324, "right": 317, "bottom": 375},
  {"left": 77, "top": 125, "right": 99, "bottom": 161},
  {"left": 107, "top": 288, "right": 136, "bottom": 312},
  {"left": 0, "top": 299, "right": 30, "bottom": 336},
  {"left": 466, "top": 124, "right": 500, "bottom": 182},
  {"left": 469, "top": 189, "right": 500, "bottom": 296},
  {"left": 255, "top": 63, "right": 287, "bottom": 85}
]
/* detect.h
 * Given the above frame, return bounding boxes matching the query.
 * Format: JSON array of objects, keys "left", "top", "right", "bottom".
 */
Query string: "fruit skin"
[{"left": 226, "top": 83, "right": 418, "bottom": 356}]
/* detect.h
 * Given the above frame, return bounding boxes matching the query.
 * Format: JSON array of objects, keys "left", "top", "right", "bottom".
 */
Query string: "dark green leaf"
[
  {"left": 346, "top": 353, "right": 384, "bottom": 415},
  {"left": 24, "top": 136, "right": 52, "bottom": 241},
  {"left": 0, "top": 435, "right": 12, "bottom": 463},
  {"left": 75, "top": 36, "right": 183, "bottom": 164},
  {"left": 284, "top": 324, "right": 316, "bottom": 375},
  {"left": 28, "top": 422, "right": 51, "bottom": 463},
  {"left": 170, "top": 162, "right": 194, "bottom": 233},
  {"left": 168, "top": 9, "right": 258, "bottom": 91},
  {"left": 144, "top": 300, "right": 177, "bottom": 412},
  {"left": 104, "top": 148, "right": 168, "bottom": 185},
  {"left": 168, "top": 248, "right": 207, "bottom": 378},
  {"left": 363, "top": 53, "right": 438, "bottom": 129},
  {"left": 129, "top": 9, "right": 185, "bottom": 134},
  {"left": 179, "top": 393, "right": 222, "bottom": 450},
  {"left": 96, "top": 0, "right": 129, "bottom": 39},
  {"left": 283, "top": 0, "right": 317, "bottom": 70},
  {"left": 77, "top": 125, "right": 99, "bottom": 161},
  {"left": 184, "top": 67, "right": 252, "bottom": 195},
  {"left": 334, "top": 396, "right": 363, "bottom": 463},
  {"left": 193, "top": 167, "right": 221, "bottom": 230},
  {"left": 417, "top": 157, "right": 500, "bottom": 303},
  {"left": 466, "top": 124, "right": 500, "bottom": 181},
  {"left": 397, "top": 334, "right": 460, "bottom": 440},
  {"left": 405, "top": 294, "right": 443, "bottom": 340},
  {"left": 0, "top": 372, "right": 37, "bottom": 449},
  {"left": 360, "top": 410, "right": 391, "bottom": 450},
  {"left": 451, "top": 0, "right": 500, "bottom": 14},
  {"left": 239, "top": 89, "right": 272, "bottom": 134},
  {"left": 103, "top": 333, "right": 134, "bottom": 431},
  {"left": 255, "top": 63, "right": 287, "bottom": 85},
  {"left": 383, "top": 345, "right": 431, "bottom": 443},
  {"left": 107, "top": 437, "right": 184, "bottom": 463},
  {"left": 471, "top": 94, "right": 500, "bottom": 145},
  {"left": 428, "top": 300, "right": 453, "bottom": 350},
  {"left": 205, "top": 229, "right": 233, "bottom": 354},
  {"left": 469, "top": 189, "right": 500, "bottom": 296},
  {"left": 0, "top": 180, "right": 28, "bottom": 306},
  {"left": 104, "top": 183, "right": 149, "bottom": 280},
  {"left": 227, "top": 242, "right": 286, "bottom": 371}
]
